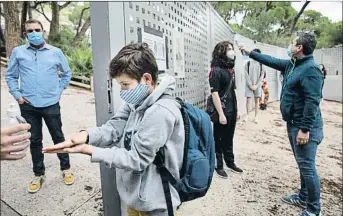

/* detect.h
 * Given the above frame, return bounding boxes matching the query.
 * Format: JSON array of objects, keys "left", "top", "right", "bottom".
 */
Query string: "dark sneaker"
[
  {"left": 215, "top": 168, "right": 228, "bottom": 179},
  {"left": 300, "top": 210, "right": 321, "bottom": 216},
  {"left": 227, "top": 163, "right": 243, "bottom": 173},
  {"left": 281, "top": 194, "right": 307, "bottom": 209}
]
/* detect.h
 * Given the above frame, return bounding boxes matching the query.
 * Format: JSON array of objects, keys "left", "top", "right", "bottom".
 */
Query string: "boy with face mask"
[
  {"left": 240, "top": 32, "right": 324, "bottom": 216},
  {"left": 43, "top": 43, "right": 184, "bottom": 216},
  {"left": 5, "top": 19, "right": 73, "bottom": 193}
]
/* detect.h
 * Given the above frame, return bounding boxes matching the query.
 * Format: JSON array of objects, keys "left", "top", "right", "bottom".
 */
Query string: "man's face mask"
[
  {"left": 287, "top": 44, "right": 295, "bottom": 58},
  {"left": 27, "top": 31, "right": 45, "bottom": 46},
  {"left": 120, "top": 83, "right": 149, "bottom": 105},
  {"left": 287, "top": 38, "right": 302, "bottom": 58}
]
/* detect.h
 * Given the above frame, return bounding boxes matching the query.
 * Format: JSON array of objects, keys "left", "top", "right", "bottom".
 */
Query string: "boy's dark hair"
[
  {"left": 253, "top": 48, "right": 261, "bottom": 53},
  {"left": 295, "top": 32, "right": 317, "bottom": 55},
  {"left": 211, "top": 40, "right": 234, "bottom": 68},
  {"left": 109, "top": 43, "right": 158, "bottom": 82},
  {"left": 24, "top": 19, "right": 44, "bottom": 30}
]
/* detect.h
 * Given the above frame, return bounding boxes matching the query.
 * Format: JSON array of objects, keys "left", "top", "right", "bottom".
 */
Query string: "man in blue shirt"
[
  {"left": 5, "top": 19, "right": 75, "bottom": 193},
  {"left": 240, "top": 32, "right": 324, "bottom": 216}
]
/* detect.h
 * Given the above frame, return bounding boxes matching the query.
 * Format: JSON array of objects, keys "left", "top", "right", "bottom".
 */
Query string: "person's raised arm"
[{"left": 240, "top": 47, "right": 289, "bottom": 72}]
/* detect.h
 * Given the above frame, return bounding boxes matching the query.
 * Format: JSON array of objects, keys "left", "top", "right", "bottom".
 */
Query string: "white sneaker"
[
  {"left": 243, "top": 115, "right": 249, "bottom": 122},
  {"left": 253, "top": 117, "right": 258, "bottom": 124}
]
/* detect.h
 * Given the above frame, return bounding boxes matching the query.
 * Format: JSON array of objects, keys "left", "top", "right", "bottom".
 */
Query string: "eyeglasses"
[{"left": 26, "top": 29, "right": 42, "bottom": 33}]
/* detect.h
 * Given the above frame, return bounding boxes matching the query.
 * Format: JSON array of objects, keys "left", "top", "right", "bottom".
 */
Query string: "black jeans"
[
  {"left": 19, "top": 102, "right": 70, "bottom": 176},
  {"left": 213, "top": 112, "right": 237, "bottom": 169}
]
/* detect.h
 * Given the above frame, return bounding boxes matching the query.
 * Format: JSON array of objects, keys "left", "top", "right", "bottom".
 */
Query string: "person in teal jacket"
[{"left": 240, "top": 32, "right": 324, "bottom": 216}]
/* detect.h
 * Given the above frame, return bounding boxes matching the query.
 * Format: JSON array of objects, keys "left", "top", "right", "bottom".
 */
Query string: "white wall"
[{"left": 322, "top": 75, "right": 342, "bottom": 102}]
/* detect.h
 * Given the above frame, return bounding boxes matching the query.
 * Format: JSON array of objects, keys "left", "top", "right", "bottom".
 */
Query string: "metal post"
[{"left": 90, "top": 2, "right": 126, "bottom": 216}]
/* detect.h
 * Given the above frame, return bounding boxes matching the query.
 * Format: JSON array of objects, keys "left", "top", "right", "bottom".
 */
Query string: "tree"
[
  {"left": 3, "top": 1, "right": 21, "bottom": 57},
  {"left": 73, "top": 16, "right": 90, "bottom": 46},
  {"left": 213, "top": 1, "right": 342, "bottom": 48},
  {"left": 20, "top": 2, "right": 29, "bottom": 38},
  {"left": 289, "top": 1, "right": 310, "bottom": 35},
  {"left": 214, "top": 2, "right": 297, "bottom": 46},
  {"left": 68, "top": 2, "right": 91, "bottom": 46},
  {"left": 30, "top": 1, "right": 71, "bottom": 37}
]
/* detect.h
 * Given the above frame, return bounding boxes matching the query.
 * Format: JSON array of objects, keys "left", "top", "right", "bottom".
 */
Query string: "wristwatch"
[
  {"left": 80, "top": 130, "right": 89, "bottom": 144},
  {"left": 300, "top": 128, "right": 309, "bottom": 133}
]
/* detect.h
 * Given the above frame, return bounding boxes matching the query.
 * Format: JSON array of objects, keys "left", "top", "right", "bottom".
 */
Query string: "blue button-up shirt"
[{"left": 5, "top": 43, "right": 72, "bottom": 108}]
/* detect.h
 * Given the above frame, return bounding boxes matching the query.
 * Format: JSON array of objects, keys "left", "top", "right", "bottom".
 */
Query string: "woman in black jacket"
[
  {"left": 319, "top": 64, "right": 327, "bottom": 79},
  {"left": 208, "top": 41, "right": 243, "bottom": 178},
  {"left": 319, "top": 64, "right": 327, "bottom": 99}
]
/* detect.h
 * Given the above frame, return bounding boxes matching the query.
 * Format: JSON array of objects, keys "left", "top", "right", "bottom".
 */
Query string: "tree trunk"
[
  {"left": 28, "top": 2, "right": 33, "bottom": 19},
  {"left": 290, "top": 1, "right": 310, "bottom": 35},
  {"left": 3, "top": 1, "right": 21, "bottom": 57},
  {"left": 49, "top": 2, "right": 60, "bottom": 37},
  {"left": 73, "top": 16, "right": 91, "bottom": 46},
  {"left": 21, "top": 1, "right": 28, "bottom": 38}
]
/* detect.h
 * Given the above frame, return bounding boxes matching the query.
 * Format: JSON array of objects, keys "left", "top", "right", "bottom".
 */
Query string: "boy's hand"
[{"left": 42, "top": 131, "right": 93, "bottom": 155}]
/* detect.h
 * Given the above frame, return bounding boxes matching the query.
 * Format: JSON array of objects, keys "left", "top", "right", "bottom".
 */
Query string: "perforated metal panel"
[
  {"left": 124, "top": 2, "right": 211, "bottom": 109},
  {"left": 209, "top": 7, "right": 235, "bottom": 46},
  {"left": 107, "top": 2, "right": 295, "bottom": 112}
]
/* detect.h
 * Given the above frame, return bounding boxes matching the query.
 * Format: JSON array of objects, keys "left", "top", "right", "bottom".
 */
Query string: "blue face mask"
[
  {"left": 27, "top": 32, "right": 44, "bottom": 46},
  {"left": 120, "top": 83, "right": 149, "bottom": 105}
]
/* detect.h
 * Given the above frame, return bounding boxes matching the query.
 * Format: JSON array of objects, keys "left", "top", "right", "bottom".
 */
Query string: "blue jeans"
[
  {"left": 20, "top": 102, "right": 70, "bottom": 176},
  {"left": 287, "top": 124, "right": 324, "bottom": 215}
]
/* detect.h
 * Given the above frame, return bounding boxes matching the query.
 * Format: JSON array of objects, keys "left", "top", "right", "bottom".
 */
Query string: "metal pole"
[{"left": 90, "top": 2, "right": 126, "bottom": 216}]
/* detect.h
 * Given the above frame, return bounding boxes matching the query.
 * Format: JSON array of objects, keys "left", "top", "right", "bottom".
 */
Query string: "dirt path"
[
  {"left": 1, "top": 75, "right": 342, "bottom": 215},
  {"left": 178, "top": 100, "right": 342, "bottom": 216}
]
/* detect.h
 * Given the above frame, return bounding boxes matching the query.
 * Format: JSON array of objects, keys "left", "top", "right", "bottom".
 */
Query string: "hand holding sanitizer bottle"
[
  {"left": 238, "top": 42, "right": 249, "bottom": 61},
  {"left": 1, "top": 103, "right": 29, "bottom": 155}
]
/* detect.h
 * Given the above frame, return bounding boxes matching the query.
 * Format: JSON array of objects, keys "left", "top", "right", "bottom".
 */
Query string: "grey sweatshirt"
[
  {"left": 87, "top": 74, "right": 185, "bottom": 215},
  {"left": 244, "top": 59, "right": 266, "bottom": 88}
]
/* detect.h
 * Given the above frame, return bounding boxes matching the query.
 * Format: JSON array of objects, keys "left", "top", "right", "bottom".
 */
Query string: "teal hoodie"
[{"left": 250, "top": 51, "right": 324, "bottom": 131}]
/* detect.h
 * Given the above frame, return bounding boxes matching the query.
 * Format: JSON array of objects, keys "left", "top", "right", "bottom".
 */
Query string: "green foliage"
[
  {"left": 214, "top": 2, "right": 341, "bottom": 48},
  {"left": 48, "top": 25, "right": 93, "bottom": 78},
  {"left": 66, "top": 47, "right": 93, "bottom": 78},
  {"left": 67, "top": 2, "right": 90, "bottom": 32},
  {"left": 48, "top": 25, "right": 75, "bottom": 57}
]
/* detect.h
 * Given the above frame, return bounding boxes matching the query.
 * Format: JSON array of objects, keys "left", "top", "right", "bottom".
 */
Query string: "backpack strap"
[
  {"left": 154, "top": 149, "right": 177, "bottom": 216},
  {"left": 248, "top": 61, "right": 263, "bottom": 78},
  {"left": 155, "top": 95, "right": 189, "bottom": 216},
  {"left": 209, "top": 67, "right": 214, "bottom": 79}
]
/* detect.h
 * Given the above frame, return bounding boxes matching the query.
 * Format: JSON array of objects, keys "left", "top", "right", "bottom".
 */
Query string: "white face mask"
[{"left": 226, "top": 50, "right": 236, "bottom": 60}]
